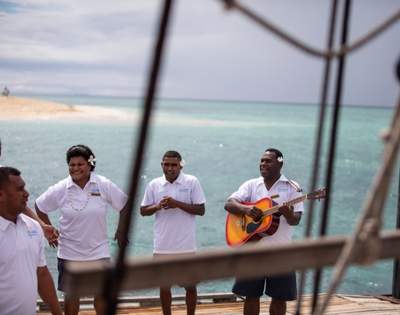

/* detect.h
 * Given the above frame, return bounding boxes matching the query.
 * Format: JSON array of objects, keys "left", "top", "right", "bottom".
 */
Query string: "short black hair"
[
  {"left": 162, "top": 150, "right": 182, "bottom": 161},
  {"left": 66, "top": 144, "right": 96, "bottom": 171},
  {"left": 0, "top": 166, "right": 21, "bottom": 188},
  {"left": 265, "top": 148, "right": 283, "bottom": 165}
]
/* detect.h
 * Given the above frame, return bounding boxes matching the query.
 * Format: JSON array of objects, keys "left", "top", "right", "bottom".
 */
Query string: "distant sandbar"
[{"left": 0, "top": 96, "right": 136, "bottom": 122}]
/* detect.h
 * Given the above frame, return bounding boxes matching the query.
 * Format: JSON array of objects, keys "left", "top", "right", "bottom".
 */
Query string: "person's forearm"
[
  {"left": 37, "top": 266, "right": 62, "bottom": 315},
  {"left": 174, "top": 201, "right": 205, "bottom": 216},
  {"left": 23, "top": 206, "right": 46, "bottom": 226},
  {"left": 224, "top": 198, "right": 249, "bottom": 215},
  {"left": 35, "top": 203, "right": 53, "bottom": 225},
  {"left": 140, "top": 204, "right": 160, "bottom": 216},
  {"left": 284, "top": 211, "right": 302, "bottom": 225},
  {"left": 117, "top": 205, "right": 129, "bottom": 230}
]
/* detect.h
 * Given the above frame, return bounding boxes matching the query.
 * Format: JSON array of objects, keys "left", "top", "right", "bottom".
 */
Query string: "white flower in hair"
[
  {"left": 88, "top": 155, "right": 96, "bottom": 166},
  {"left": 277, "top": 156, "right": 283, "bottom": 162},
  {"left": 180, "top": 159, "right": 186, "bottom": 167}
]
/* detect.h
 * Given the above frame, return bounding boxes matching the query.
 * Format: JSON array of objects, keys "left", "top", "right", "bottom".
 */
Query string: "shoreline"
[{"left": 0, "top": 95, "right": 137, "bottom": 122}]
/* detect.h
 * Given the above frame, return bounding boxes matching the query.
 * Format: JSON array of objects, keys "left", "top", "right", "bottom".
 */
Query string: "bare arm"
[
  {"left": 37, "top": 266, "right": 62, "bottom": 315},
  {"left": 224, "top": 198, "right": 262, "bottom": 220},
  {"left": 279, "top": 205, "right": 302, "bottom": 225},
  {"left": 114, "top": 203, "right": 130, "bottom": 248},
  {"left": 23, "top": 206, "right": 59, "bottom": 244},
  {"left": 35, "top": 203, "right": 59, "bottom": 247},
  {"left": 23, "top": 206, "right": 45, "bottom": 225},
  {"left": 159, "top": 196, "right": 205, "bottom": 216},
  {"left": 140, "top": 203, "right": 161, "bottom": 216}
]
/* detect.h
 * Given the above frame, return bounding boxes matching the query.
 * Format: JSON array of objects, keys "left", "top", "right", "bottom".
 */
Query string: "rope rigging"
[{"left": 86, "top": 1, "right": 400, "bottom": 314}]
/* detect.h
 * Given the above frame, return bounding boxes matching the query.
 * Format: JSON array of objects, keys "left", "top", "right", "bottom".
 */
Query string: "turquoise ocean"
[{"left": 0, "top": 95, "right": 398, "bottom": 297}]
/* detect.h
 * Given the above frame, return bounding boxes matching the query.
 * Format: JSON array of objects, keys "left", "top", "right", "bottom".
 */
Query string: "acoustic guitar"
[{"left": 225, "top": 188, "right": 326, "bottom": 247}]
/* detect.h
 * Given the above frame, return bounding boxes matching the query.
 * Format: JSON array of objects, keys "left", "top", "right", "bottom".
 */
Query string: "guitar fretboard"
[{"left": 261, "top": 194, "right": 309, "bottom": 218}]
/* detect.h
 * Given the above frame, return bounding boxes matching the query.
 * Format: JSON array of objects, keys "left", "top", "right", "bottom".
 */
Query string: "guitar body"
[
  {"left": 225, "top": 188, "right": 326, "bottom": 247},
  {"left": 226, "top": 198, "right": 277, "bottom": 247}
]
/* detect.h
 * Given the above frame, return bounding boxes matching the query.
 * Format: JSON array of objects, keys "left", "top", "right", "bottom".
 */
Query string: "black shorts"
[
  {"left": 57, "top": 257, "right": 111, "bottom": 292},
  {"left": 232, "top": 272, "right": 297, "bottom": 301}
]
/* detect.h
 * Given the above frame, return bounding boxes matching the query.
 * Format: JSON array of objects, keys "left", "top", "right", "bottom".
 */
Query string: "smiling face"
[
  {"left": 259, "top": 151, "right": 282, "bottom": 182},
  {"left": 0, "top": 174, "right": 29, "bottom": 221},
  {"left": 161, "top": 156, "right": 182, "bottom": 183},
  {"left": 68, "top": 156, "right": 91, "bottom": 188}
]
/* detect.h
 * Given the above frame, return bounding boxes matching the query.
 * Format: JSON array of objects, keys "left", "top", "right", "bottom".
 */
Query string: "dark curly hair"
[{"left": 66, "top": 144, "right": 96, "bottom": 171}]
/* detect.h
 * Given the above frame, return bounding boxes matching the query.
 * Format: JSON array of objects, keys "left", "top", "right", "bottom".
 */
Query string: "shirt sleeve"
[
  {"left": 190, "top": 178, "right": 206, "bottom": 204},
  {"left": 289, "top": 182, "right": 304, "bottom": 213},
  {"left": 141, "top": 182, "right": 155, "bottom": 207},
  {"left": 229, "top": 180, "right": 252, "bottom": 202},
  {"left": 35, "top": 182, "right": 64, "bottom": 213},
  {"left": 102, "top": 179, "right": 128, "bottom": 212},
  {"left": 38, "top": 230, "right": 47, "bottom": 267}
]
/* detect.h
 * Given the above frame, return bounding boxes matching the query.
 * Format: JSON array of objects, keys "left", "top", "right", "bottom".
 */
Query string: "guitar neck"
[{"left": 262, "top": 194, "right": 307, "bottom": 217}]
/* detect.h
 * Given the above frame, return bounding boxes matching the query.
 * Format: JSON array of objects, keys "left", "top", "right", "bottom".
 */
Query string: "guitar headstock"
[{"left": 307, "top": 188, "right": 326, "bottom": 201}]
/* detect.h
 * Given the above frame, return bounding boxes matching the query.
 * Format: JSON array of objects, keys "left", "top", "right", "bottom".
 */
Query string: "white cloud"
[{"left": 0, "top": 0, "right": 399, "bottom": 106}]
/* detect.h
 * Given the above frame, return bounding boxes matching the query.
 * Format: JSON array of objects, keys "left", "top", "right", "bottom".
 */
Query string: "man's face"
[
  {"left": 161, "top": 157, "right": 182, "bottom": 182},
  {"left": 259, "top": 151, "right": 281, "bottom": 180},
  {"left": 0, "top": 175, "right": 29, "bottom": 216}
]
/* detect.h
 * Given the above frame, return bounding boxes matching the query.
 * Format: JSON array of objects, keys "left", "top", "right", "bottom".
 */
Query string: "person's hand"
[
  {"left": 42, "top": 224, "right": 59, "bottom": 248},
  {"left": 278, "top": 204, "right": 294, "bottom": 218},
  {"left": 246, "top": 206, "right": 263, "bottom": 221},
  {"left": 114, "top": 229, "right": 129, "bottom": 248},
  {"left": 160, "top": 196, "right": 179, "bottom": 209}
]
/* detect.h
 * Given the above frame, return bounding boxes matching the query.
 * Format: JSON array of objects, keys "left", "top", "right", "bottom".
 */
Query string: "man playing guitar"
[{"left": 224, "top": 148, "right": 304, "bottom": 315}]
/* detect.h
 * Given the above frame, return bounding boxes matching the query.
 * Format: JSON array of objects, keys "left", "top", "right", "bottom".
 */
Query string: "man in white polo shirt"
[
  {"left": 224, "top": 148, "right": 304, "bottom": 315},
  {"left": 0, "top": 166, "right": 62, "bottom": 315},
  {"left": 141, "top": 150, "right": 206, "bottom": 315}
]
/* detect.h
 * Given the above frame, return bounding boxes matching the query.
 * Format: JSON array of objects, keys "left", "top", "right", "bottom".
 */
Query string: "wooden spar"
[{"left": 63, "top": 230, "right": 400, "bottom": 297}]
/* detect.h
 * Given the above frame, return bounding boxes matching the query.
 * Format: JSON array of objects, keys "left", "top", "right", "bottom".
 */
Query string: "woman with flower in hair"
[{"left": 35, "top": 144, "right": 129, "bottom": 315}]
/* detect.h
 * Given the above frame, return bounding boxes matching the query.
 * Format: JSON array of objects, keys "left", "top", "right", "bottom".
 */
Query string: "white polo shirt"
[
  {"left": 141, "top": 172, "right": 206, "bottom": 254},
  {"left": 0, "top": 214, "right": 46, "bottom": 315},
  {"left": 36, "top": 173, "right": 128, "bottom": 260},
  {"left": 229, "top": 175, "right": 304, "bottom": 244}
]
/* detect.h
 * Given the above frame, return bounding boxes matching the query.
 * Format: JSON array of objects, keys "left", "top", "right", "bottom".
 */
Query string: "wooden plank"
[
  {"left": 63, "top": 230, "right": 400, "bottom": 296},
  {"left": 37, "top": 294, "right": 400, "bottom": 315}
]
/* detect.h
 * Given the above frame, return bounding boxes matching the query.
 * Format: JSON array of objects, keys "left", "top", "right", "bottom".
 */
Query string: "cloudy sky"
[{"left": 0, "top": 0, "right": 399, "bottom": 106}]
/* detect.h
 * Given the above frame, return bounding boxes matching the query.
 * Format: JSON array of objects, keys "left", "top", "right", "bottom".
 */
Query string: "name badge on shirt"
[
  {"left": 90, "top": 187, "right": 101, "bottom": 196},
  {"left": 179, "top": 188, "right": 189, "bottom": 193}
]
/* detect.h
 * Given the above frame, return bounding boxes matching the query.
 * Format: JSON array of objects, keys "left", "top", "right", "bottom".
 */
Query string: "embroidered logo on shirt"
[{"left": 27, "top": 229, "right": 39, "bottom": 238}]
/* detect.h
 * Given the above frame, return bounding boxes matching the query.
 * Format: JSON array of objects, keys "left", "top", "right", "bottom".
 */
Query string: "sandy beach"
[{"left": 0, "top": 95, "right": 136, "bottom": 121}]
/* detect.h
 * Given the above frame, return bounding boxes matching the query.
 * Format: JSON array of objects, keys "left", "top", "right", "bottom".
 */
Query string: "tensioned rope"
[
  {"left": 218, "top": 0, "right": 400, "bottom": 58},
  {"left": 100, "top": 1, "right": 399, "bottom": 314},
  {"left": 220, "top": 0, "right": 400, "bottom": 59},
  {"left": 103, "top": 1, "right": 175, "bottom": 314}
]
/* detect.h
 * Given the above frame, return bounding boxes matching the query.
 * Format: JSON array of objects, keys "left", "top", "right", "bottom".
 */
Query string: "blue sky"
[{"left": 0, "top": 0, "right": 399, "bottom": 106}]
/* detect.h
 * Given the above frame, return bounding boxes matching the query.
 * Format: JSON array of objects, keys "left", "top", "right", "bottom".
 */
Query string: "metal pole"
[
  {"left": 392, "top": 56, "right": 400, "bottom": 299},
  {"left": 312, "top": 0, "right": 352, "bottom": 312},
  {"left": 393, "top": 149, "right": 400, "bottom": 299}
]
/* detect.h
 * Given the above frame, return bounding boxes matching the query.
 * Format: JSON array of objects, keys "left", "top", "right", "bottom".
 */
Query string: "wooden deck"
[{"left": 37, "top": 293, "right": 400, "bottom": 314}]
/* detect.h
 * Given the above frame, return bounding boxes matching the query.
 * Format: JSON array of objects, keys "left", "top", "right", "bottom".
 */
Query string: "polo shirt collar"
[
  {"left": 256, "top": 174, "right": 288, "bottom": 186},
  {"left": 161, "top": 172, "right": 184, "bottom": 186},
  {"left": 0, "top": 213, "right": 28, "bottom": 231},
  {"left": 0, "top": 215, "right": 11, "bottom": 231},
  {"left": 67, "top": 172, "right": 97, "bottom": 189}
]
